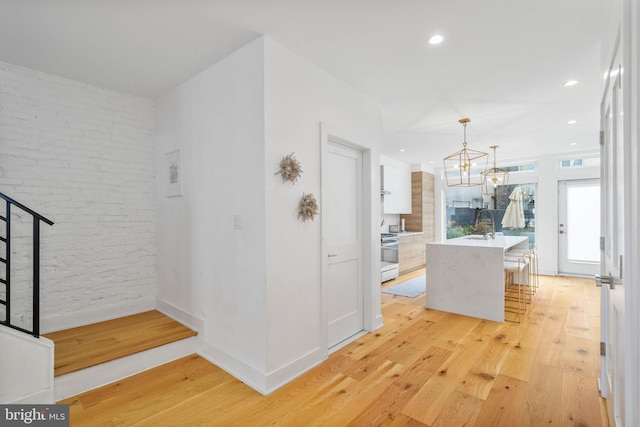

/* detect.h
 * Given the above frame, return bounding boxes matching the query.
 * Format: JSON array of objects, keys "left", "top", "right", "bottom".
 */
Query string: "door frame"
[
  {"left": 320, "top": 122, "right": 382, "bottom": 356},
  {"left": 600, "top": 1, "right": 640, "bottom": 423},
  {"left": 557, "top": 178, "right": 601, "bottom": 277}
]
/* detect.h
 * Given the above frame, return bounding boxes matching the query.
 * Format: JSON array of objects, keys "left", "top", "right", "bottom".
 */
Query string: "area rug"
[{"left": 382, "top": 275, "right": 425, "bottom": 298}]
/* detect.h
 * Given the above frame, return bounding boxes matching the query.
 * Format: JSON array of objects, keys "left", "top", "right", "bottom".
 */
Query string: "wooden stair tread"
[{"left": 44, "top": 310, "right": 197, "bottom": 377}]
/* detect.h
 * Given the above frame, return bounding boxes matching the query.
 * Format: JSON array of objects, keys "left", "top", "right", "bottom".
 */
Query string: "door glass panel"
[{"left": 566, "top": 184, "right": 600, "bottom": 262}]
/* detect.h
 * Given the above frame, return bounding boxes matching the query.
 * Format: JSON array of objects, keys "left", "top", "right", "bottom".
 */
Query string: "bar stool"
[
  {"left": 504, "top": 256, "right": 526, "bottom": 323},
  {"left": 506, "top": 245, "right": 538, "bottom": 294}
]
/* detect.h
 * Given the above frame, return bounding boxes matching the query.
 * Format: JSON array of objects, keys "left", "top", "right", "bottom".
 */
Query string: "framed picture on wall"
[{"left": 165, "top": 149, "right": 183, "bottom": 197}]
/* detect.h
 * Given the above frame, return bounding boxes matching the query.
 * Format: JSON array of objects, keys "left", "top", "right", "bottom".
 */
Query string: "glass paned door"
[{"left": 558, "top": 179, "right": 600, "bottom": 276}]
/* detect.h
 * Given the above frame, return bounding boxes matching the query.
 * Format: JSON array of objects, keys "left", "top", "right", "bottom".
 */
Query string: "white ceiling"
[{"left": 0, "top": 0, "right": 604, "bottom": 165}]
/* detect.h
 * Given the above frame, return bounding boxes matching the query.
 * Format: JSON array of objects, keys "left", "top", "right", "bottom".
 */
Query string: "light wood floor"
[
  {"left": 60, "top": 271, "right": 608, "bottom": 426},
  {"left": 45, "top": 310, "right": 197, "bottom": 376}
]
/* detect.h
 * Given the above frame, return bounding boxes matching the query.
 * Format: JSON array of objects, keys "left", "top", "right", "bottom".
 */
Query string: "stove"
[{"left": 381, "top": 233, "right": 399, "bottom": 282}]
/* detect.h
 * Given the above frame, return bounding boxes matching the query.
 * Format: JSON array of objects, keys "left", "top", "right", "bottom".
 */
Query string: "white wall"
[
  {"left": 263, "top": 38, "right": 382, "bottom": 388},
  {"left": 534, "top": 153, "right": 599, "bottom": 275},
  {"left": 0, "top": 328, "right": 54, "bottom": 403},
  {"left": 0, "top": 62, "right": 156, "bottom": 331},
  {"left": 155, "top": 37, "right": 382, "bottom": 394},
  {"left": 155, "top": 38, "right": 268, "bottom": 388}
]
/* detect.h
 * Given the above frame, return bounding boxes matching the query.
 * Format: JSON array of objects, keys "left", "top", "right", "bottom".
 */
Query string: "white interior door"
[
  {"left": 558, "top": 179, "right": 601, "bottom": 276},
  {"left": 599, "top": 31, "right": 626, "bottom": 427},
  {"left": 326, "top": 139, "right": 364, "bottom": 348}
]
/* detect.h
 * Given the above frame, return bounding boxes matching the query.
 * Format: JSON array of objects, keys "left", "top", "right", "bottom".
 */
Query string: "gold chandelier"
[
  {"left": 443, "top": 118, "right": 488, "bottom": 187},
  {"left": 481, "top": 145, "right": 509, "bottom": 196}
]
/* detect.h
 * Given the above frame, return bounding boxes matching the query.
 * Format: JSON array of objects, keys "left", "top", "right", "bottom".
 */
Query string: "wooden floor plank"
[
  {"left": 45, "top": 310, "right": 197, "bottom": 376},
  {"left": 59, "top": 273, "right": 606, "bottom": 426},
  {"left": 344, "top": 346, "right": 452, "bottom": 426},
  {"left": 522, "top": 363, "right": 564, "bottom": 425},
  {"left": 473, "top": 374, "right": 528, "bottom": 426}
]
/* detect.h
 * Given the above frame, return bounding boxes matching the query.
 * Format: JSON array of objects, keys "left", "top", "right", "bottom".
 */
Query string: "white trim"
[
  {"left": 329, "top": 330, "right": 368, "bottom": 354},
  {"left": 156, "top": 298, "right": 205, "bottom": 334},
  {"left": 624, "top": 0, "right": 640, "bottom": 423},
  {"left": 8, "top": 388, "right": 55, "bottom": 405},
  {"left": 198, "top": 342, "right": 325, "bottom": 396},
  {"left": 320, "top": 122, "right": 380, "bottom": 361},
  {"left": 264, "top": 347, "right": 324, "bottom": 394},
  {"left": 54, "top": 336, "right": 197, "bottom": 401},
  {"left": 198, "top": 342, "right": 267, "bottom": 393},
  {"left": 628, "top": 2, "right": 640, "bottom": 425},
  {"left": 41, "top": 297, "right": 156, "bottom": 333}
]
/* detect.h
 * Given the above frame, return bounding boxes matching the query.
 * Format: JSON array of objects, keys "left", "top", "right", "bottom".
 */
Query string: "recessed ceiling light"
[
  {"left": 428, "top": 34, "right": 444, "bottom": 45},
  {"left": 399, "top": 148, "right": 406, "bottom": 152},
  {"left": 564, "top": 80, "right": 578, "bottom": 87},
  {"left": 429, "top": 161, "right": 435, "bottom": 164},
  {"left": 567, "top": 120, "right": 578, "bottom": 124},
  {"left": 569, "top": 142, "right": 577, "bottom": 146}
]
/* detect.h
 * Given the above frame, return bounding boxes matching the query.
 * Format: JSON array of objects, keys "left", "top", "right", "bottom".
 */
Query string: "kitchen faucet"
[{"left": 475, "top": 209, "right": 495, "bottom": 239}]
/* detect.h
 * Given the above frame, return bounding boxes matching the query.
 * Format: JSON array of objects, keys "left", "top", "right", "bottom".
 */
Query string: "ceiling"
[{"left": 0, "top": 0, "right": 604, "bottom": 165}]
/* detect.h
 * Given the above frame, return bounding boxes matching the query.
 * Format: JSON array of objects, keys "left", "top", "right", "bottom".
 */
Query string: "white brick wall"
[{"left": 0, "top": 61, "right": 156, "bottom": 327}]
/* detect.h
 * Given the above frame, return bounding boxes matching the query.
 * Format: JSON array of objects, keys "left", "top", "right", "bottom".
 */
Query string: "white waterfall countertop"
[
  {"left": 425, "top": 235, "right": 529, "bottom": 322},
  {"left": 430, "top": 235, "right": 527, "bottom": 249}
]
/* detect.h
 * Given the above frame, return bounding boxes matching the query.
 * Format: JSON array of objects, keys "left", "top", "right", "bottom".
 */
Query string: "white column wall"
[
  {"left": 155, "top": 39, "right": 268, "bottom": 386},
  {"left": 155, "top": 37, "right": 382, "bottom": 394},
  {"left": 262, "top": 38, "right": 382, "bottom": 390}
]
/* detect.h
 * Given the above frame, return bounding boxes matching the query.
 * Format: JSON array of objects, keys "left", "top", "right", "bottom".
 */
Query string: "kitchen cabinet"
[
  {"left": 381, "top": 164, "right": 411, "bottom": 214},
  {"left": 400, "top": 171, "right": 435, "bottom": 240},
  {"left": 398, "top": 234, "right": 424, "bottom": 274},
  {"left": 396, "top": 171, "right": 435, "bottom": 273}
]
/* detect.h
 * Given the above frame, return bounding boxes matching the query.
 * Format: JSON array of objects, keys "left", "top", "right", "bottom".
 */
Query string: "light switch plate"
[{"left": 233, "top": 215, "right": 244, "bottom": 229}]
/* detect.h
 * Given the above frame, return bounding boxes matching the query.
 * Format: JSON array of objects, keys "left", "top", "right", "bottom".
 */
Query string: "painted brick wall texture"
[{"left": 0, "top": 62, "right": 156, "bottom": 326}]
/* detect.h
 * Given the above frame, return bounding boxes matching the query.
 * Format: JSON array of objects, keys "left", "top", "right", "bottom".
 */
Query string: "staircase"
[
  {"left": 0, "top": 192, "right": 198, "bottom": 403},
  {"left": 0, "top": 192, "right": 55, "bottom": 403},
  {"left": 0, "top": 191, "right": 54, "bottom": 336},
  {"left": 44, "top": 310, "right": 198, "bottom": 401}
]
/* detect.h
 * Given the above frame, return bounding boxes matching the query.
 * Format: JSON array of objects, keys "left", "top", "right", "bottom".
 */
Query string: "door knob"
[{"left": 559, "top": 230, "right": 565, "bottom": 234}]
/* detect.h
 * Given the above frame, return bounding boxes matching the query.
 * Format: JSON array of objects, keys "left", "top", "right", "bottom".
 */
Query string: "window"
[
  {"left": 559, "top": 154, "right": 600, "bottom": 169},
  {"left": 502, "top": 162, "right": 536, "bottom": 173},
  {"left": 445, "top": 183, "right": 536, "bottom": 247}
]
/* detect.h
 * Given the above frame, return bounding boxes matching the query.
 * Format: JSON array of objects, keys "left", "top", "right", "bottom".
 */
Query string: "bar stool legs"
[{"left": 504, "top": 257, "right": 526, "bottom": 323}]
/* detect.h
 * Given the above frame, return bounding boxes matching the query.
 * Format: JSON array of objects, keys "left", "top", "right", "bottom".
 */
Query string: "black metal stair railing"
[{"left": 0, "top": 192, "right": 53, "bottom": 337}]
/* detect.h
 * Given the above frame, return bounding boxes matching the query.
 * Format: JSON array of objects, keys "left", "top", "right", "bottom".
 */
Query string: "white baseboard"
[
  {"left": 8, "top": 388, "right": 55, "bottom": 405},
  {"left": 329, "top": 330, "right": 367, "bottom": 354},
  {"left": 198, "top": 343, "right": 324, "bottom": 396},
  {"left": 41, "top": 297, "right": 156, "bottom": 333},
  {"left": 265, "top": 347, "right": 324, "bottom": 394},
  {"left": 374, "top": 314, "right": 384, "bottom": 331},
  {"left": 539, "top": 269, "right": 557, "bottom": 277},
  {"left": 54, "top": 336, "right": 197, "bottom": 401},
  {"left": 198, "top": 343, "right": 268, "bottom": 395},
  {"left": 156, "top": 298, "right": 204, "bottom": 334}
]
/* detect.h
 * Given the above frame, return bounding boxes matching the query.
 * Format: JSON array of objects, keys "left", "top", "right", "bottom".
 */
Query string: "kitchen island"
[{"left": 425, "top": 235, "right": 529, "bottom": 322}]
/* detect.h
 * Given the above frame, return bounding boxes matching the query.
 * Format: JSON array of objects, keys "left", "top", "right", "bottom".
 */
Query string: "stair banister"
[{"left": 0, "top": 191, "right": 53, "bottom": 337}]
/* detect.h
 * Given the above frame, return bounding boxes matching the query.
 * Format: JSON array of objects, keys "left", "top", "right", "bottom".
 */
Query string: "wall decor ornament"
[
  {"left": 276, "top": 152, "right": 303, "bottom": 183},
  {"left": 298, "top": 193, "right": 318, "bottom": 222}
]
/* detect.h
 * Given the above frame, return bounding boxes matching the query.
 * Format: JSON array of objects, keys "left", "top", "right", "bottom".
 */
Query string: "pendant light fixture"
[
  {"left": 481, "top": 145, "right": 509, "bottom": 196},
  {"left": 443, "top": 118, "right": 488, "bottom": 187}
]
